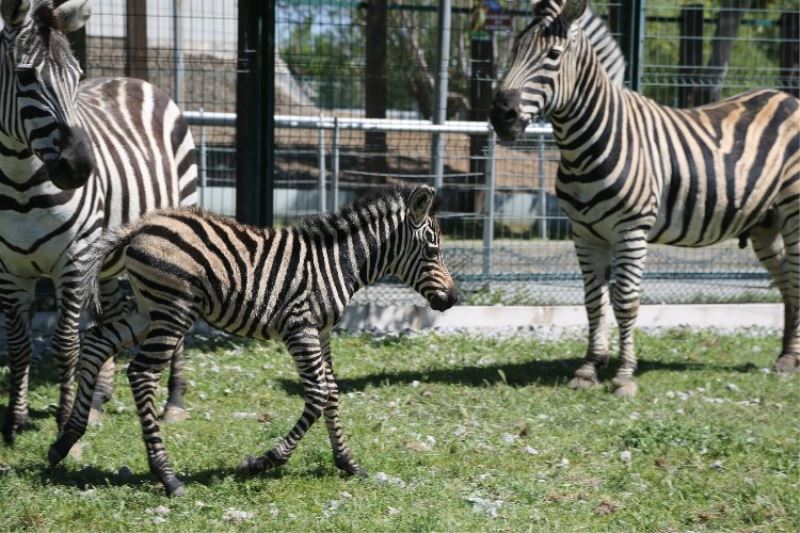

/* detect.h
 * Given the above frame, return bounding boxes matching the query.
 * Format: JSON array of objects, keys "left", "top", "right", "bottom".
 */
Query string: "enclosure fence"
[{"left": 67, "top": 0, "right": 797, "bottom": 306}]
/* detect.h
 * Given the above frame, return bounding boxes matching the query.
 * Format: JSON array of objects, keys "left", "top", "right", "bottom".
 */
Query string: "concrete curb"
[
  {"left": 338, "top": 303, "right": 784, "bottom": 332},
  {"left": 0, "top": 304, "right": 784, "bottom": 349}
]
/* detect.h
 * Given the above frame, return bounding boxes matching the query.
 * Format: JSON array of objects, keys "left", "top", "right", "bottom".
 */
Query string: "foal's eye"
[
  {"left": 546, "top": 48, "right": 562, "bottom": 61},
  {"left": 424, "top": 243, "right": 439, "bottom": 260}
]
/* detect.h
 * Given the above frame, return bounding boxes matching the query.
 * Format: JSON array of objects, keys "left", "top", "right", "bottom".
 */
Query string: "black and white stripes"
[
  {"left": 49, "top": 186, "right": 458, "bottom": 496},
  {"left": 491, "top": 0, "right": 800, "bottom": 395},
  {"left": 0, "top": 0, "right": 196, "bottom": 443}
]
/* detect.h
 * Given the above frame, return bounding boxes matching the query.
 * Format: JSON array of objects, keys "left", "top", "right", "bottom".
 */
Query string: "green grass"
[{"left": 1, "top": 329, "right": 798, "bottom": 531}]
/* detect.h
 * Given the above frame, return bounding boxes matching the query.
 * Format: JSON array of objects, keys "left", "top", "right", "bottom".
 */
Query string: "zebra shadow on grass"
[
  {"left": 25, "top": 457, "right": 351, "bottom": 493},
  {"left": 273, "top": 357, "right": 762, "bottom": 397}
]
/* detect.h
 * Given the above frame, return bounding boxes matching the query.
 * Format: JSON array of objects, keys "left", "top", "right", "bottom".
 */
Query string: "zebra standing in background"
[
  {"left": 490, "top": 0, "right": 800, "bottom": 396},
  {"left": 49, "top": 186, "right": 459, "bottom": 497},
  {"left": 0, "top": 0, "right": 195, "bottom": 444}
]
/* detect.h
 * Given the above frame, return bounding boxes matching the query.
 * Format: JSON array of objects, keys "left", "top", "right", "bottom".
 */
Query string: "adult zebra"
[
  {"left": 490, "top": 0, "right": 800, "bottom": 396},
  {"left": 49, "top": 187, "right": 458, "bottom": 496},
  {"left": 0, "top": 0, "right": 195, "bottom": 444}
]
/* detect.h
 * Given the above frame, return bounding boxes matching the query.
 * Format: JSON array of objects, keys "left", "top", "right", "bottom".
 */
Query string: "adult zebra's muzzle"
[
  {"left": 46, "top": 125, "right": 95, "bottom": 190},
  {"left": 490, "top": 90, "right": 527, "bottom": 142},
  {"left": 428, "top": 289, "right": 458, "bottom": 312}
]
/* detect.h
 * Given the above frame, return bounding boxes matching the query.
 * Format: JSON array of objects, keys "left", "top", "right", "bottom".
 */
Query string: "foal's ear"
[
  {"left": 1, "top": 0, "right": 30, "bottom": 28},
  {"left": 408, "top": 186, "right": 436, "bottom": 224},
  {"left": 54, "top": 0, "right": 92, "bottom": 33}
]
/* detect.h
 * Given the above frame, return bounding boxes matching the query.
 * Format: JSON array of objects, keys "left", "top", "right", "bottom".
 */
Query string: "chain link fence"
[{"left": 77, "top": 0, "right": 796, "bottom": 306}]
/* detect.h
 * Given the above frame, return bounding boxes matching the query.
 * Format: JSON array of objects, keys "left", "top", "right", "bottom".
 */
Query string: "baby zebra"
[{"left": 49, "top": 186, "right": 457, "bottom": 496}]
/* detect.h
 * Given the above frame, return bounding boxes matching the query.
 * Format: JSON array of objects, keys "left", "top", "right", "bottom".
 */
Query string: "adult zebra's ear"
[
  {"left": 54, "top": 0, "right": 92, "bottom": 33},
  {"left": 560, "top": 0, "right": 587, "bottom": 24},
  {"left": 408, "top": 185, "right": 436, "bottom": 224},
  {"left": 1, "top": 0, "right": 30, "bottom": 28}
]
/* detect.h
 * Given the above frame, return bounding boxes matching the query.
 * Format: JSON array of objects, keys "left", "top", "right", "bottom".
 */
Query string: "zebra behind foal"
[
  {"left": 49, "top": 186, "right": 458, "bottom": 497},
  {"left": 0, "top": 0, "right": 194, "bottom": 444},
  {"left": 490, "top": 0, "right": 800, "bottom": 396}
]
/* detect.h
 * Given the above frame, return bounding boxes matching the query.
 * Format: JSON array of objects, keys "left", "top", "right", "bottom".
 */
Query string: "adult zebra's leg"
[
  {"left": 239, "top": 327, "right": 329, "bottom": 476},
  {"left": 771, "top": 202, "right": 800, "bottom": 371},
  {"left": 127, "top": 309, "right": 196, "bottom": 497},
  {"left": 162, "top": 338, "right": 189, "bottom": 422},
  {"left": 320, "top": 331, "right": 366, "bottom": 477},
  {"left": 48, "top": 312, "right": 150, "bottom": 465},
  {"left": 568, "top": 238, "right": 613, "bottom": 389},
  {"left": 0, "top": 276, "right": 37, "bottom": 444},
  {"left": 609, "top": 231, "right": 649, "bottom": 398},
  {"left": 50, "top": 276, "right": 86, "bottom": 430}
]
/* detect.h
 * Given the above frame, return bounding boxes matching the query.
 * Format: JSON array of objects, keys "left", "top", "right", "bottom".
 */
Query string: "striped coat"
[
  {"left": 491, "top": 0, "right": 800, "bottom": 396},
  {"left": 0, "top": 0, "right": 195, "bottom": 444},
  {"left": 49, "top": 186, "right": 458, "bottom": 497}
]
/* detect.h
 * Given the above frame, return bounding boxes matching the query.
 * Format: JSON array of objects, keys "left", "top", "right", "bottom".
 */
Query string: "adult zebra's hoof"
[
  {"left": 164, "top": 479, "right": 186, "bottom": 498},
  {"left": 612, "top": 377, "right": 638, "bottom": 398},
  {"left": 772, "top": 354, "right": 799, "bottom": 373},
  {"left": 162, "top": 405, "right": 189, "bottom": 423},
  {"left": 567, "top": 376, "right": 599, "bottom": 390},
  {"left": 88, "top": 405, "right": 103, "bottom": 425}
]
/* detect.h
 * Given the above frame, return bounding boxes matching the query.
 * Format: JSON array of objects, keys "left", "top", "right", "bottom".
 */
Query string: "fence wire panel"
[
  {"left": 85, "top": 0, "right": 238, "bottom": 215},
  {"left": 274, "top": 0, "right": 788, "bottom": 306}
]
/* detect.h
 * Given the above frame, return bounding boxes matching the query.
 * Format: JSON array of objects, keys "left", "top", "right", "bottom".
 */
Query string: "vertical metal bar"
[
  {"left": 620, "top": 0, "right": 645, "bottom": 91},
  {"left": 430, "top": 0, "right": 451, "bottom": 190},
  {"left": 173, "top": 0, "right": 184, "bottom": 106},
  {"left": 538, "top": 133, "right": 547, "bottom": 240},
  {"left": 318, "top": 119, "right": 327, "bottom": 213},
  {"left": 236, "top": 0, "right": 274, "bottom": 227},
  {"left": 482, "top": 131, "right": 496, "bottom": 276},
  {"left": 125, "top": 0, "right": 148, "bottom": 80},
  {"left": 332, "top": 117, "right": 340, "bottom": 211},
  {"left": 198, "top": 108, "right": 207, "bottom": 209}
]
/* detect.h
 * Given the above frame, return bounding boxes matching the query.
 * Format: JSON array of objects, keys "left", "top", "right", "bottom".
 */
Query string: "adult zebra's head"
[
  {"left": 394, "top": 186, "right": 458, "bottom": 312},
  {"left": 490, "top": 0, "right": 588, "bottom": 141},
  {"left": 0, "top": 0, "right": 94, "bottom": 189}
]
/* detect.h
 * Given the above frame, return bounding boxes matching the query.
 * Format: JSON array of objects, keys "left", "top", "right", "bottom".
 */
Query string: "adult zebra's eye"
[
  {"left": 546, "top": 48, "right": 562, "bottom": 61},
  {"left": 424, "top": 243, "right": 439, "bottom": 260}
]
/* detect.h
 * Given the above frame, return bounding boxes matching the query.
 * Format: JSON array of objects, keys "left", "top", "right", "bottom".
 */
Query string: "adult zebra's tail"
[{"left": 81, "top": 226, "right": 139, "bottom": 321}]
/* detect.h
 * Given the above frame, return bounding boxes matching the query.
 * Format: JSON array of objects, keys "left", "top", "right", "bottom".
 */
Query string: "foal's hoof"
[
  {"left": 237, "top": 451, "right": 287, "bottom": 476},
  {"left": 162, "top": 405, "right": 189, "bottom": 423},
  {"left": 335, "top": 456, "right": 368, "bottom": 478},
  {"left": 772, "top": 354, "right": 799, "bottom": 374},
  {"left": 612, "top": 377, "right": 638, "bottom": 398},
  {"left": 568, "top": 375, "right": 599, "bottom": 390}
]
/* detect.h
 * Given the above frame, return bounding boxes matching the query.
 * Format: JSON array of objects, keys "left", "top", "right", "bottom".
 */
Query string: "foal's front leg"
[
  {"left": 320, "top": 331, "right": 366, "bottom": 477},
  {"left": 239, "top": 327, "right": 330, "bottom": 474}
]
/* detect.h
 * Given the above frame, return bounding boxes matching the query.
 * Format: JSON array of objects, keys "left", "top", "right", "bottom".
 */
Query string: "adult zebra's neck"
[{"left": 549, "top": 31, "right": 623, "bottom": 175}]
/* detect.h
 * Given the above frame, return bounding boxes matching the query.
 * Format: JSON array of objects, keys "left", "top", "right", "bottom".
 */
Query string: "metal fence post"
[
  {"left": 198, "top": 107, "right": 207, "bottom": 208},
  {"left": 482, "top": 130, "right": 496, "bottom": 276},
  {"left": 430, "top": 0, "right": 451, "bottom": 190},
  {"left": 173, "top": 0, "right": 184, "bottom": 106},
  {"left": 538, "top": 133, "right": 547, "bottom": 240},
  {"left": 235, "top": 0, "right": 274, "bottom": 227},
  {"left": 318, "top": 117, "right": 327, "bottom": 213},
  {"left": 332, "top": 117, "right": 340, "bottom": 210}
]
